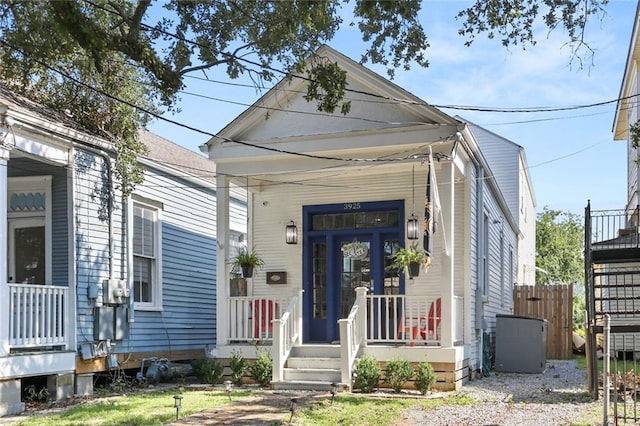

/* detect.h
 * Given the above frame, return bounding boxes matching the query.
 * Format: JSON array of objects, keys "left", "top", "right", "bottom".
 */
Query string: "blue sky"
[{"left": 148, "top": 0, "right": 636, "bottom": 216}]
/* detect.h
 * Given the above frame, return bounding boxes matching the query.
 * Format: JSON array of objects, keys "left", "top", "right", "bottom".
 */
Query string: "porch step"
[
  {"left": 287, "top": 356, "right": 341, "bottom": 369},
  {"left": 271, "top": 380, "right": 346, "bottom": 392},
  {"left": 289, "top": 344, "right": 340, "bottom": 358},
  {"left": 272, "top": 344, "right": 343, "bottom": 391},
  {"left": 283, "top": 367, "right": 342, "bottom": 383}
]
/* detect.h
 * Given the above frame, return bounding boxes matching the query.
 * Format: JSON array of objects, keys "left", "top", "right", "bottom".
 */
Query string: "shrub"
[
  {"left": 353, "top": 355, "right": 381, "bottom": 393},
  {"left": 249, "top": 347, "right": 272, "bottom": 387},
  {"left": 384, "top": 358, "right": 414, "bottom": 393},
  {"left": 192, "top": 358, "right": 224, "bottom": 385},
  {"left": 414, "top": 361, "right": 436, "bottom": 395},
  {"left": 24, "top": 385, "right": 49, "bottom": 403},
  {"left": 230, "top": 349, "right": 249, "bottom": 386}
]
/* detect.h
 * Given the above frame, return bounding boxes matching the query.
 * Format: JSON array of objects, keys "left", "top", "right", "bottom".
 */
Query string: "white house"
[{"left": 202, "top": 46, "right": 535, "bottom": 391}]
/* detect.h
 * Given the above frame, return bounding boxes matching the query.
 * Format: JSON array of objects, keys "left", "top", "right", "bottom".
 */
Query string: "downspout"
[
  {"left": 475, "top": 163, "right": 485, "bottom": 376},
  {"left": 72, "top": 142, "right": 114, "bottom": 280}
]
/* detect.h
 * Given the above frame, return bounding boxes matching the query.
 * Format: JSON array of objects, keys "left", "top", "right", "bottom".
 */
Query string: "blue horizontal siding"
[{"left": 118, "top": 169, "right": 218, "bottom": 353}]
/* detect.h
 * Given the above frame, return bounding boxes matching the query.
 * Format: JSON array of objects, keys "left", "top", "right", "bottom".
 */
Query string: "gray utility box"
[{"left": 495, "top": 314, "right": 547, "bottom": 373}]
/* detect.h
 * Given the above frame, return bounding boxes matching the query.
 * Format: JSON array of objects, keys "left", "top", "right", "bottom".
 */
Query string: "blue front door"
[{"left": 303, "top": 201, "right": 405, "bottom": 343}]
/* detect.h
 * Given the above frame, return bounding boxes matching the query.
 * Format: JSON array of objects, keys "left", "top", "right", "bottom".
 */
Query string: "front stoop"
[{"left": 272, "top": 345, "right": 347, "bottom": 391}]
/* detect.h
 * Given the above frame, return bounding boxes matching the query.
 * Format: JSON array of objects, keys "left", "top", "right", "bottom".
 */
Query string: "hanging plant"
[
  {"left": 388, "top": 242, "right": 426, "bottom": 278},
  {"left": 230, "top": 247, "right": 265, "bottom": 278}
]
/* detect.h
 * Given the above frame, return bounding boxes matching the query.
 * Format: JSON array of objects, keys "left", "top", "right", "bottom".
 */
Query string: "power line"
[{"left": 82, "top": 0, "right": 640, "bottom": 116}]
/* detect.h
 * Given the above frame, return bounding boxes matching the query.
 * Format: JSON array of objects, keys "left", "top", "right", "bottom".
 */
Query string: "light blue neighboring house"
[{"left": 0, "top": 88, "right": 245, "bottom": 416}]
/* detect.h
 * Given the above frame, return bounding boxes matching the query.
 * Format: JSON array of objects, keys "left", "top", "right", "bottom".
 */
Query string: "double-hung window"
[{"left": 132, "top": 199, "right": 162, "bottom": 310}]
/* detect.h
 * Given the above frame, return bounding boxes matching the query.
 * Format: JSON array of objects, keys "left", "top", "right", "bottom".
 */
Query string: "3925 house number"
[{"left": 343, "top": 202, "right": 361, "bottom": 210}]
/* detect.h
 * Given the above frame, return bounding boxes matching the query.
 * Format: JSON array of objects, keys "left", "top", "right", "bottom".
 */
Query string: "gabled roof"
[
  {"left": 462, "top": 117, "right": 537, "bottom": 208},
  {"left": 204, "top": 44, "right": 461, "bottom": 150},
  {"left": 139, "top": 130, "right": 215, "bottom": 182}
]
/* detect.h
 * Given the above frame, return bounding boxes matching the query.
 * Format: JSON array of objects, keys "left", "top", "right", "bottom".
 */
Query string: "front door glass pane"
[
  {"left": 14, "top": 226, "right": 45, "bottom": 284},
  {"left": 312, "top": 242, "right": 327, "bottom": 319},
  {"left": 340, "top": 240, "right": 371, "bottom": 317},
  {"left": 383, "top": 239, "right": 401, "bottom": 295}
]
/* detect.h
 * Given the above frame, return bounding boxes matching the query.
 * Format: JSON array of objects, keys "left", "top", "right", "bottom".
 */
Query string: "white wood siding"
[
  {"left": 468, "top": 123, "right": 520, "bottom": 221},
  {"left": 476, "top": 168, "right": 518, "bottom": 333},
  {"left": 247, "top": 163, "right": 456, "bottom": 303},
  {"left": 628, "top": 65, "right": 639, "bottom": 210}
]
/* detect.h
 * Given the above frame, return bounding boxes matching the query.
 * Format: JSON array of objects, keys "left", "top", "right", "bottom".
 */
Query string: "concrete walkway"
[{"left": 169, "top": 390, "right": 330, "bottom": 425}]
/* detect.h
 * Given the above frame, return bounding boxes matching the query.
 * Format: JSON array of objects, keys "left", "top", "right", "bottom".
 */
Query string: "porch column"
[
  {"left": 216, "top": 174, "right": 230, "bottom": 347},
  {"left": 0, "top": 145, "right": 11, "bottom": 356},
  {"left": 439, "top": 161, "right": 455, "bottom": 348}
]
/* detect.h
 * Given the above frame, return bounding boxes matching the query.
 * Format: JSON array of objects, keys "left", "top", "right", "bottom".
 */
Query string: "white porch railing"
[
  {"left": 227, "top": 296, "right": 288, "bottom": 343},
  {"left": 272, "top": 290, "right": 304, "bottom": 383},
  {"left": 365, "top": 294, "right": 464, "bottom": 345},
  {"left": 339, "top": 287, "right": 368, "bottom": 387},
  {"left": 9, "top": 283, "right": 69, "bottom": 349}
]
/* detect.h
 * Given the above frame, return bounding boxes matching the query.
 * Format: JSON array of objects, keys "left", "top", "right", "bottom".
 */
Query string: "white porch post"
[
  {"left": 440, "top": 161, "right": 455, "bottom": 348},
  {"left": 216, "top": 175, "right": 230, "bottom": 347},
  {"left": 0, "top": 145, "right": 10, "bottom": 356}
]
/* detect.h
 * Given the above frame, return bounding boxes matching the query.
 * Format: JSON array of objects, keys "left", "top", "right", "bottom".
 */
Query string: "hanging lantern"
[{"left": 407, "top": 213, "right": 420, "bottom": 240}]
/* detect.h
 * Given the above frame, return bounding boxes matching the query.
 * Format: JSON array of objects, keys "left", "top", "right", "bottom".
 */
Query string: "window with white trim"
[{"left": 132, "top": 201, "right": 162, "bottom": 309}]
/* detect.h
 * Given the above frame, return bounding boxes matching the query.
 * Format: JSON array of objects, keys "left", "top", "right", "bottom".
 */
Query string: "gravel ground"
[{"left": 404, "top": 360, "right": 603, "bottom": 426}]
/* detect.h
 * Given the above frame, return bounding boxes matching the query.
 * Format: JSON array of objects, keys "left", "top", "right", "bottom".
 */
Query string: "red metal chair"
[
  {"left": 427, "top": 298, "right": 442, "bottom": 340},
  {"left": 397, "top": 315, "right": 428, "bottom": 347},
  {"left": 252, "top": 299, "right": 278, "bottom": 339}
]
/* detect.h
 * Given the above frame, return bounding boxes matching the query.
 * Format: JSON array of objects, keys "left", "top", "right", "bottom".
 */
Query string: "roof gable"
[{"left": 209, "top": 45, "right": 459, "bottom": 145}]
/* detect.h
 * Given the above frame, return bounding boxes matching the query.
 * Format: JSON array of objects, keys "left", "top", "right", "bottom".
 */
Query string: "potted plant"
[
  {"left": 231, "top": 247, "right": 265, "bottom": 278},
  {"left": 388, "top": 242, "right": 426, "bottom": 278}
]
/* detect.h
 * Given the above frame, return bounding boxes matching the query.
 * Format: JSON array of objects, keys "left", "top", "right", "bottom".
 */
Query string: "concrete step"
[
  {"left": 272, "top": 380, "right": 345, "bottom": 392},
  {"left": 289, "top": 344, "right": 340, "bottom": 358},
  {"left": 283, "top": 367, "right": 341, "bottom": 383},
  {"left": 287, "top": 356, "right": 341, "bottom": 369}
]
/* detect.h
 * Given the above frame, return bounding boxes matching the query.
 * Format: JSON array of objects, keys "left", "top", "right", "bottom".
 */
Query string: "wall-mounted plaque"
[{"left": 266, "top": 271, "right": 287, "bottom": 285}]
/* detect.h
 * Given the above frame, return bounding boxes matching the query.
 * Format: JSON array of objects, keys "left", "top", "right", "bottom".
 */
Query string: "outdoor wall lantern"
[
  {"left": 224, "top": 380, "right": 233, "bottom": 401},
  {"left": 407, "top": 214, "right": 420, "bottom": 240},
  {"left": 285, "top": 220, "right": 298, "bottom": 244},
  {"left": 173, "top": 395, "right": 183, "bottom": 421}
]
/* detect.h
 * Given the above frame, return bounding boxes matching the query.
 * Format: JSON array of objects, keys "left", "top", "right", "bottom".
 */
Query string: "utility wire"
[{"left": 83, "top": 0, "right": 640, "bottom": 115}]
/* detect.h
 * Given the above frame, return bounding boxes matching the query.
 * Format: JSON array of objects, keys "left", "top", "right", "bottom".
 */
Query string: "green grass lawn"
[
  {"left": 16, "top": 388, "right": 253, "bottom": 426},
  {"left": 294, "top": 394, "right": 475, "bottom": 426},
  {"left": 14, "top": 388, "right": 476, "bottom": 426}
]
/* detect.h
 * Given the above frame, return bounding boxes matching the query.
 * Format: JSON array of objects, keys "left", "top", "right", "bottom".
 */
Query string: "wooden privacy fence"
[{"left": 513, "top": 284, "right": 573, "bottom": 360}]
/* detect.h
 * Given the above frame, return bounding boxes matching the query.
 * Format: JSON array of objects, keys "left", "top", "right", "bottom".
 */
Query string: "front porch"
[
  {"left": 1, "top": 283, "right": 74, "bottom": 379},
  {"left": 218, "top": 290, "right": 467, "bottom": 391}
]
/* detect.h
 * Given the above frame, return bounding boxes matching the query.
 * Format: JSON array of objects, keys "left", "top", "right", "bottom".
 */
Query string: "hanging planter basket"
[
  {"left": 241, "top": 265, "right": 254, "bottom": 278},
  {"left": 230, "top": 247, "right": 264, "bottom": 279},
  {"left": 408, "top": 261, "right": 421, "bottom": 278}
]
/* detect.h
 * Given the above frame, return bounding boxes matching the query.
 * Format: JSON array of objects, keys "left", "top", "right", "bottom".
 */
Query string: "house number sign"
[{"left": 343, "top": 202, "right": 361, "bottom": 210}]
